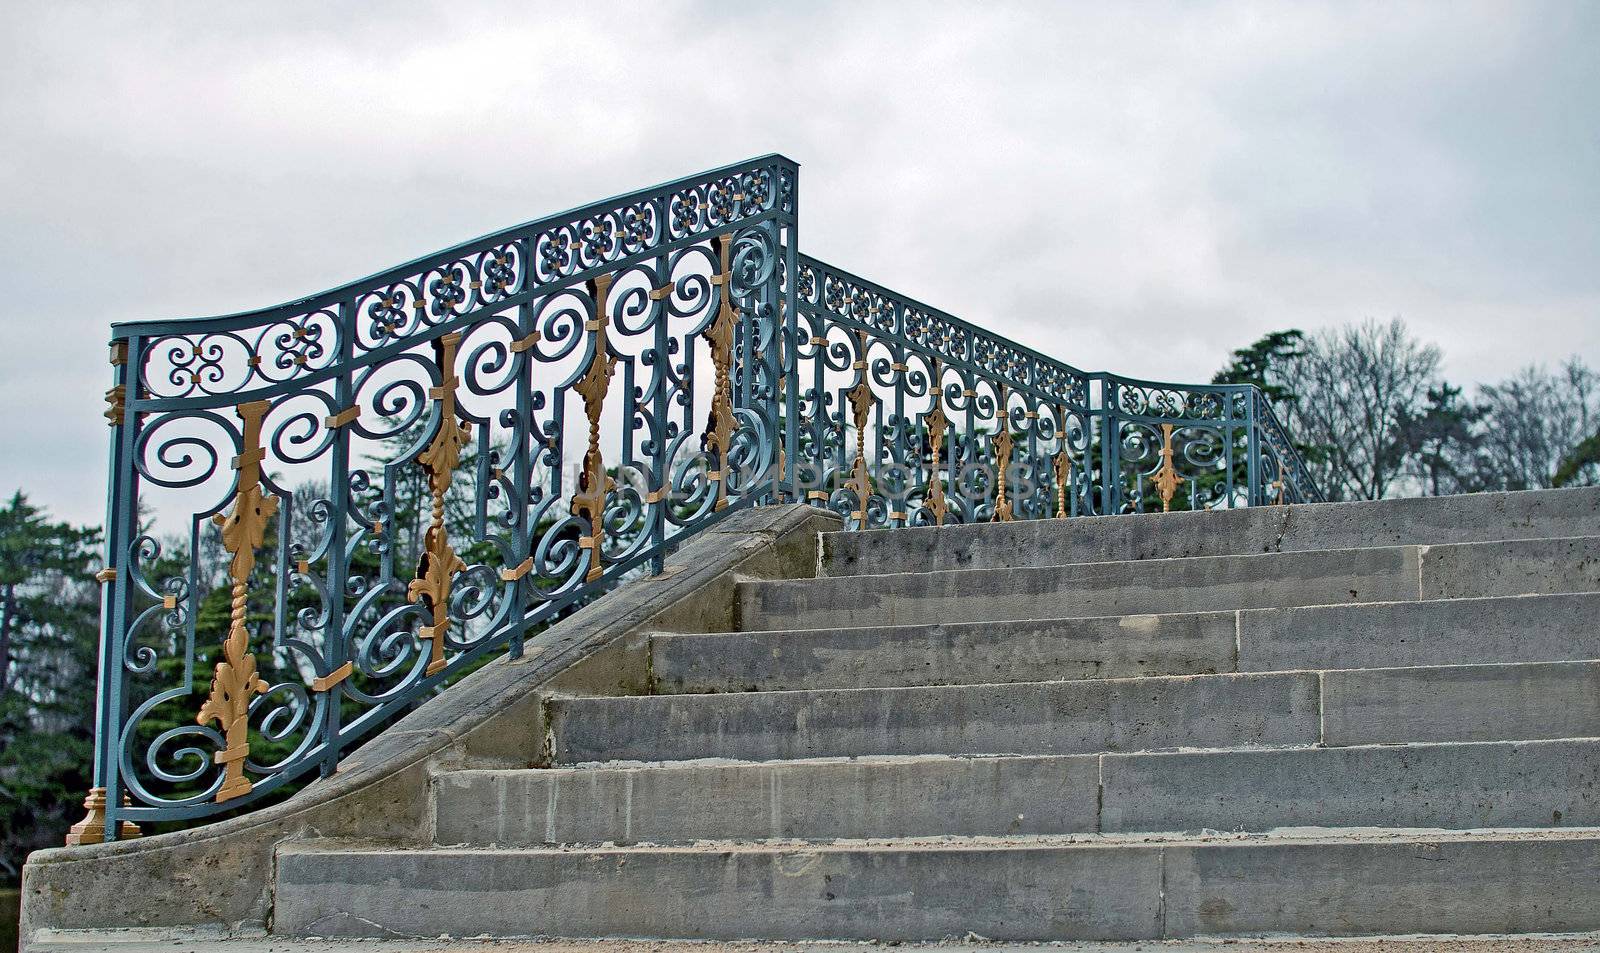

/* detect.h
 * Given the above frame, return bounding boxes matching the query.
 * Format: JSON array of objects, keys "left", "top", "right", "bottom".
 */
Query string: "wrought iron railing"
[{"left": 70, "top": 154, "right": 1321, "bottom": 843}]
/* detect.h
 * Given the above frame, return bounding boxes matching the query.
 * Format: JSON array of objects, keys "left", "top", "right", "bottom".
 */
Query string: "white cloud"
[{"left": 1, "top": 0, "right": 1595, "bottom": 523}]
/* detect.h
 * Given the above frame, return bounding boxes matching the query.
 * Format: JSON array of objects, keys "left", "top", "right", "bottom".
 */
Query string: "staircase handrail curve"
[
  {"left": 115, "top": 154, "right": 799, "bottom": 412},
  {"left": 78, "top": 156, "right": 1323, "bottom": 841}
]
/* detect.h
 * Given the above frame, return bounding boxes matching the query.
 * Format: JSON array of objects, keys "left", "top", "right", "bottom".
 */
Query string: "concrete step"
[
  {"left": 434, "top": 738, "right": 1600, "bottom": 846},
  {"left": 741, "top": 536, "right": 1600, "bottom": 631},
  {"left": 655, "top": 592, "right": 1600, "bottom": 693},
  {"left": 552, "top": 669, "right": 1319, "bottom": 763},
  {"left": 549, "top": 661, "right": 1600, "bottom": 763},
  {"left": 274, "top": 827, "right": 1600, "bottom": 940},
  {"left": 820, "top": 486, "right": 1600, "bottom": 576}
]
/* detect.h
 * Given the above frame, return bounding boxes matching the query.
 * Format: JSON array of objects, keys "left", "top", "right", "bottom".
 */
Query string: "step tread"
[
  {"left": 654, "top": 591, "right": 1600, "bottom": 692},
  {"left": 804, "top": 532, "right": 1600, "bottom": 584},
  {"left": 288, "top": 824, "right": 1600, "bottom": 856},
  {"left": 449, "top": 734, "right": 1600, "bottom": 775},
  {"left": 739, "top": 534, "right": 1600, "bottom": 631},
  {"left": 818, "top": 486, "right": 1600, "bottom": 576}
]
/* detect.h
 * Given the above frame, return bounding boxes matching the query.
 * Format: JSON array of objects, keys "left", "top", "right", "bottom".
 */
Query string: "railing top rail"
[
  {"left": 799, "top": 253, "right": 1267, "bottom": 413},
  {"left": 112, "top": 153, "right": 800, "bottom": 339},
  {"left": 797, "top": 253, "right": 1091, "bottom": 389}
]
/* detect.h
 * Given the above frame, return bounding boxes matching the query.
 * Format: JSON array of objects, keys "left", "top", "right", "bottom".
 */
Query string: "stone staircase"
[{"left": 274, "top": 488, "right": 1600, "bottom": 942}]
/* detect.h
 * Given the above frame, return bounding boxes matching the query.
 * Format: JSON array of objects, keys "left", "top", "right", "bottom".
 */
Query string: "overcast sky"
[{"left": 2, "top": 1, "right": 1596, "bottom": 525}]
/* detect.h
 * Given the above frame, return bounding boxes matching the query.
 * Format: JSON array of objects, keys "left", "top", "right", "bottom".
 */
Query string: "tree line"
[{"left": 1214, "top": 319, "right": 1600, "bottom": 500}]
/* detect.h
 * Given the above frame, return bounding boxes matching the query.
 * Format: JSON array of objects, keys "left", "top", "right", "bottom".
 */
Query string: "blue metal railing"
[{"left": 79, "top": 155, "right": 1320, "bottom": 840}]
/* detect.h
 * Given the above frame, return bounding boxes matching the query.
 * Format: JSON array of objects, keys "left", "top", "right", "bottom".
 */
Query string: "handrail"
[{"left": 71, "top": 156, "right": 1321, "bottom": 844}]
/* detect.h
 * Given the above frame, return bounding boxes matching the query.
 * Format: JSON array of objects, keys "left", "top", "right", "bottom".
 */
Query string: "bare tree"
[
  {"left": 1476, "top": 357, "right": 1600, "bottom": 490},
  {"left": 1283, "top": 318, "right": 1442, "bottom": 500}
]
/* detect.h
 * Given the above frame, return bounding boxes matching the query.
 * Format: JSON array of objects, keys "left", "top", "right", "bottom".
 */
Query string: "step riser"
[
  {"left": 551, "top": 672, "right": 1320, "bottom": 763},
  {"left": 652, "top": 612, "right": 1236, "bottom": 693},
  {"left": 552, "top": 662, "right": 1600, "bottom": 763},
  {"left": 1325, "top": 661, "right": 1600, "bottom": 745},
  {"left": 275, "top": 836, "right": 1600, "bottom": 940},
  {"left": 820, "top": 486, "right": 1600, "bottom": 576},
  {"left": 1101, "top": 739, "right": 1600, "bottom": 833},
  {"left": 744, "top": 546, "right": 1421, "bottom": 630},
  {"left": 657, "top": 592, "right": 1600, "bottom": 693},
  {"left": 741, "top": 536, "right": 1600, "bottom": 632},
  {"left": 436, "top": 740, "right": 1600, "bottom": 846},
  {"left": 434, "top": 756, "right": 1099, "bottom": 845},
  {"left": 1240, "top": 591, "right": 1600, "bottom": 673}
]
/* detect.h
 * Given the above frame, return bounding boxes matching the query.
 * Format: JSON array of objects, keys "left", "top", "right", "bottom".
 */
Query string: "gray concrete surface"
[
  {"left": 740, "top": 545, "right": 1426, "bottom": 631},
  {"left": 820, "top": 486, "right": 1600, "bottom": 575},
  {"left": 1323, "top": 660, "right": 1600, "bottom": 745},
  {"left": 438, "top": 737, "right": 1600, "bottom": 846},
  {"left": 1162, "top": 833, "right": 1600, "bottom": 937},
  {"left": 1237, "top": 591, "right": 1600, "bottom": 672},
  {"left": 658, "top": 590, "right": 1600, "bottom": 692},
  {"left": 651, "top": 611, "right": 1237, "bottom": 693},
  {"left": 24, "top": 933, "right": 1600, "bottom": 952},
  {"left": 274, "top": 839, "right": 1166, "bottom": 941},
  {"left": 1419, "top": 534, "right": 1600, "bottom": 599},
  {"left": 273, "top": 829, "right": 1600, "bottom": 941},
  {"left": 434, "top": 755, "right": 1101, "bottom": 845},
  {"left": 1100, "top": 738, "right": 1600, "bottom": 832},
  {"left": 549, "top": 671, "right": 1320, "bottom": 763},
  {"left": 749, "top": 535, "right": 1600, "bottom": 633}
]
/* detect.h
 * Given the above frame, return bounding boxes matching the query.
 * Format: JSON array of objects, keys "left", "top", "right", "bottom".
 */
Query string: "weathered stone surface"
[
  {"left": 652, "top": 611, "right": 1237, "bottom": 693},
  {"left": 741, "top": 545, "right": 1423, "bottom": 631},
  {"left": 1322, "top": 660, "right": 1600, "bottom": 746},
  {"left": 551, "top": 671, "right": 1320, "bottom": 763},
  {"left": 274, "top": 839, "right": 1166, "bottom": 941},
  {"left": 1101, "top": 738, "right": 1600, "bottom": 833},
  {"left": 1163, "top": 832, "right": 1600, "bottom": 937},
  {"left": 1419, "top": 535, "right": 1600, "bottom": 599},
  {"left": 276, "top": 829, "right": 1600, "bottom": 941},
  {"left": 1238, "top": 592, "right": 1600, "bottom": 672},
  {"left": 434, "top": 754, "right": 1100, "bottom": 845},
  {"left": 821, "top": 486, "right": 1600, "bottom": 576}
]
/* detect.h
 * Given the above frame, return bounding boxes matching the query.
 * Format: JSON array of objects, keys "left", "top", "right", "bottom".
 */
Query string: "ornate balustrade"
[{"left": 72, "top": 155, "right": 1320, "bottom": 843}]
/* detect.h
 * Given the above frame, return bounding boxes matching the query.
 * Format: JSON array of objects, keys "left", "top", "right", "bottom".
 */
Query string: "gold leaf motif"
[
  {"left": 409, "top": 333, "right": 471, "bottom": 677},
  {"left": 571, "top": 275, "right": 617, "bottom": 583},
  {"left": 846, "top": 331, "right": 873, "bottom": 523},
  {"left": 198, "top": 399, "right": 276, "bottom": 803},
  {"left": 925, "top": 359, "right": 947, "bottom": 526},
  {"left": 1151, "top": 422, "right": 1186, "bottom": 513},
  {"left": 992, "top": 385, "right": 1013, "bottom": 522},
  {"left": 701, "top": 235, "right": 738, "bottom": 511}
]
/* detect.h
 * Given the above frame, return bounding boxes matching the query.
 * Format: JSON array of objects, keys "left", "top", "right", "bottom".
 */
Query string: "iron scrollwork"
[{"left": 75, "top": 154, "right": 1318, "bottom": 841}]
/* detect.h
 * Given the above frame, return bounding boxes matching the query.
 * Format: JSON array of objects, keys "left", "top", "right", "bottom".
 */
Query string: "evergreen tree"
[{"left": 0, "top": 493, "right": 100, "bottom": 883}]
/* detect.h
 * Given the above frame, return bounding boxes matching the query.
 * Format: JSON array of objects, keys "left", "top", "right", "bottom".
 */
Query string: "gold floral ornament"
[
  {"left": 845, "top": 331, "right": 873, "bottom": 524},
  {"left": 571, "top": 274, "right": 617, "bottom": 583},
  {"left": 198, "top": 399, "right": 277, "bottom": 804},
  {"left": 1151, "top": 422, "right": 1185, "bottom": 513},
  {"left": 991, "top": 385, "right": 1014, "bottom": 522},
  {"left": 409, "top": 333, "right": 472, "bottom": 678},
  {"left": 701, "top": 235, "right": 739, "bottom": 512},
  {"left": 924, "top": 358, "right": 948, "bottom": 526}
]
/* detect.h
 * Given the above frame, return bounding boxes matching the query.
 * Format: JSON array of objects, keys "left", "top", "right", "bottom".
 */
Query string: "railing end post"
[{"left": 64, "top": 788, "right": 141, "bottom": 847}]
